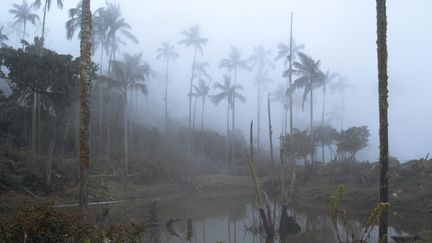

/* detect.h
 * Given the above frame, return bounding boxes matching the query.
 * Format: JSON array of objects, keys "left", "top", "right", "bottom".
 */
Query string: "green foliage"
[
  {"left": 336, "top": 126, "right": 370, "bottom": 161},
  {"left": 283, "top": 129, "right": 315, "bottom": 161},
  {"left": 0, "top": 203, "right": 145, "bottom": 242},
  {"left": 330, "top": 185, "right": 390, "bottom": 243}
]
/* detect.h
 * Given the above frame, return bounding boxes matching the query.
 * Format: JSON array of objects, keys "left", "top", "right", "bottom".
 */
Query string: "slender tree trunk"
[
  {"left": 189, "top": 46, "right": 197, "bottom": 129},
  {"left": 309, "top": 85, "right": 314, "bottom": 163},
  {"left": 22, "top": 19, "right": 27, "bottom": 43},
  {"left": 32, "top": 93, "right": 37, "bottom": 153},
  {"left": 201, "top": 97, "right": 205, "bottom": 131},
  {"left": 322, "top": 87, "right": 326, "bottom": 163},
  {"left": 226, "top": 102, "right": 230, "bottom": 164},
  {"left": 231, "top": 66, "right": 238, "bottom": 161},
  {"left": 164, "top": 57, "right": 169, "bottom": 132},
  {"left": 288, "top": 12, "right": 294, "bottom": 135},
  {"left": 99, "top": 51, "right": 104, "bottom": 155},
  {"left": 267, "top": 95, "right": 274, "bottom": 166},
  {"left": 106, "top": 101, "right": 110, "bottom": 159},
  {"left": 79, "top": 0, "right": 92, "bottom": 218},
  {"left": 46, "top": 112, "right": 63, "bottom": 186},
  {"left": 193, "top": 96, "right": 198, "bottom": 130},
  {"left": 376, "top": 0, "right": 389, "bottom": 241},
  {"left": 257, "top": 86, "right": 261, "bottom": 153},
  {"left": 124, "top": 93, "right": 128, "bottom": 178}
]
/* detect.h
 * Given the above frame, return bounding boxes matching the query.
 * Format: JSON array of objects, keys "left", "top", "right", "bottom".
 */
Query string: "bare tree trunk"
[
  {"left": 79, "top": 0, "right": 92, "bottom": 218},
  {"left": 376, "top": 0, "right": 389, "bottom": 241},
  {"left": 267, "top": 95, "right": 274, "bottom": 166},
  {"left": 257, "top": 87, "right": 261, "bottom": 153},
  {"left": 106, "top": 102, "right": 110, "bottom": 159}
]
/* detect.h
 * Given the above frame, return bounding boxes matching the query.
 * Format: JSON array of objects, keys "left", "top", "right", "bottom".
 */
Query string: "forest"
[{"left": 0, "top": 0, "right": 431, "bottom": 243}]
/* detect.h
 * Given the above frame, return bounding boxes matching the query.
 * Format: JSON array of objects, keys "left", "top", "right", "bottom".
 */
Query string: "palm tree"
[
  {"left": 249, "top": 45, "right": 274, "bottom": 152},
  {"left": 33, "top": 0, "right": 64, "bottom": 43},
  {"left": 0, "top": 26, "right": 9, "bottom": 47},
  {"left": 219, "top": 46, "right": 249, "bottom": 159},
  {"left": 275, "top": 13, "right": 304, "bottom": 135},
  {"left": 9, "top": 0, "right": 40, "bottom": 43},
  {"left": 79, "top": 0, "right": 91, "bottom": 217},
  {"left": 193, "top": 79, "right": 210, "bottom": 131},
  {"left": 101, "top": 53, "right": 150, "bottom": 178},
  {"left": 210, "top": 75, "right": 246, "bottom": 163},
  {"left": 376, "top": 0, "right": 389, "bottom": 241},
  {"left": 286, "top": 52, "right": 325, "bottom": 163},
  {"left": 156, "top": 42, "right": 179, "bottom": 132},
  {"left": 179, "top": 24, "right": 208, "bottom": 129}
]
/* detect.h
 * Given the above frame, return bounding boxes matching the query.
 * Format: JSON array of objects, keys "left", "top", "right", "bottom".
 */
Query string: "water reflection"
[{"left": 100, "top": 192, "right": 411, "bottom": 243}]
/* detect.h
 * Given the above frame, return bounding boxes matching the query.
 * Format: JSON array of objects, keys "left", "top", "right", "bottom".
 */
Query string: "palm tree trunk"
[
  {"left": 106, "top": 101, "right": 110, "bottom": 159},
  {"left": 22, "top": 19, "right": 27, "bottom": 42},
  {"left": 310, "top": 86, "right": 314, "bottom": 163},
  {"left": 193, "top": 96, "right": 198, "bottom": 130},
  {"left": 164, "top": 57, "right": 169, "bottom": 132},
  {"left": 201, "top": 97, "right": 205, "bottom": 131},
  {"left": 226, "top": 102, "right": 230, "bottom": 164},
  {"left": 32, "top": 93, "right": 37, "bottom": 153},
  {"left": 189, "top": 46, "right": 197, "bottom": 129},
  {"left": 124, "top": 93, "right": 128, "bottom": 179},
  {"left": 376, "top": 0, "right": 389, "bottom": 241},
  {"left": 41, "top": 0, "right": 48, "bottom": 43},
  {"left": 267, "top": 95, "right": 274, "bottom": 167},
  {"left": 231, "top": 66, "right": 238, "bottom": 161},
  {"left": 79, "top": 0, "right": 92, "bottom": 218},
  {"left": 288, "top": 12, "right": 294, "bottom": 135},
  {"left": 322, "top": 87, "right": 326, "bottom": 163}
]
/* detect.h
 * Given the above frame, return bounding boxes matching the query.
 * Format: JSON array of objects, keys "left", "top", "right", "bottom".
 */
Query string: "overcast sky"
[{"left": 1, "top": 0, "right": 431, "bottom": 161}]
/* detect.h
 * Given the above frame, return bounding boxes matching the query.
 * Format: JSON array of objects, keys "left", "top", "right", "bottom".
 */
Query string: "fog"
[{"left": 1, "top": 0, "right": 431, "bottom": 161}]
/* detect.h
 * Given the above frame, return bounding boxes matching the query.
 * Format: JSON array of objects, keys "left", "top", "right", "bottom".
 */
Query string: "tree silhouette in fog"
[
  {"left": 9, "top": 0, "right": 40, "bottom": 43},
  {"left": 179, "top": 24, "right": 208, "bottom": 130},
  {"left": 156, "top": 41, "right": 179, "bottom": 132},
  {"left": 210, "top": 75, "right": 246, "bottom": 164},
  {"left": 100, "top": 53, "right": 150, "bottom": 178}
]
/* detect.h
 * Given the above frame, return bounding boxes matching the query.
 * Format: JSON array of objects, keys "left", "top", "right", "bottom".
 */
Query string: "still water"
[{"left": 98, "top": 192, "right": 414, "bottom": 243}]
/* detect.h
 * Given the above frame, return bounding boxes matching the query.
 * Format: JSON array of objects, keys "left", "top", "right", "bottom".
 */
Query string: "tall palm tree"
[
  {"left": 211, "top": 75, "right": 246, "bottom": 163},
  {"left": 9, "top": 0, "right": 40, "bottom": 42},
  {"left": 191, "top": 62, "right": 211, "bottom": 130},
  {"left": 249, "top": 45, "right": 274, "bottom": 152},
  {"left": 79, "top": 0, "right": 91, "bottom": 217},
  {"left": 0, "top": 26, "right": 9, "bottom": 47},
  {"left": 219, "top": 46, "right": 249, "bottom": 159},
  {"left": 179, "top": 24, "right": 208, "bottom": 129},
  {"left": 275, "top": 13, "right": 304, "bottom": 135},
  {"left": 101, "top": 53, "right": 150, "bottom": 178},
  {"left": 33, "top": 0, "right": 64, "bottom": 43},
  {"left": 376, "top": 0, "right": 389, "bottom": 241},
  {"left": 286, "top": 52, "right": 325, "bottom": 162},
  {"left": 156, "top": 42, "right": 179, "bottom": 132}
]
